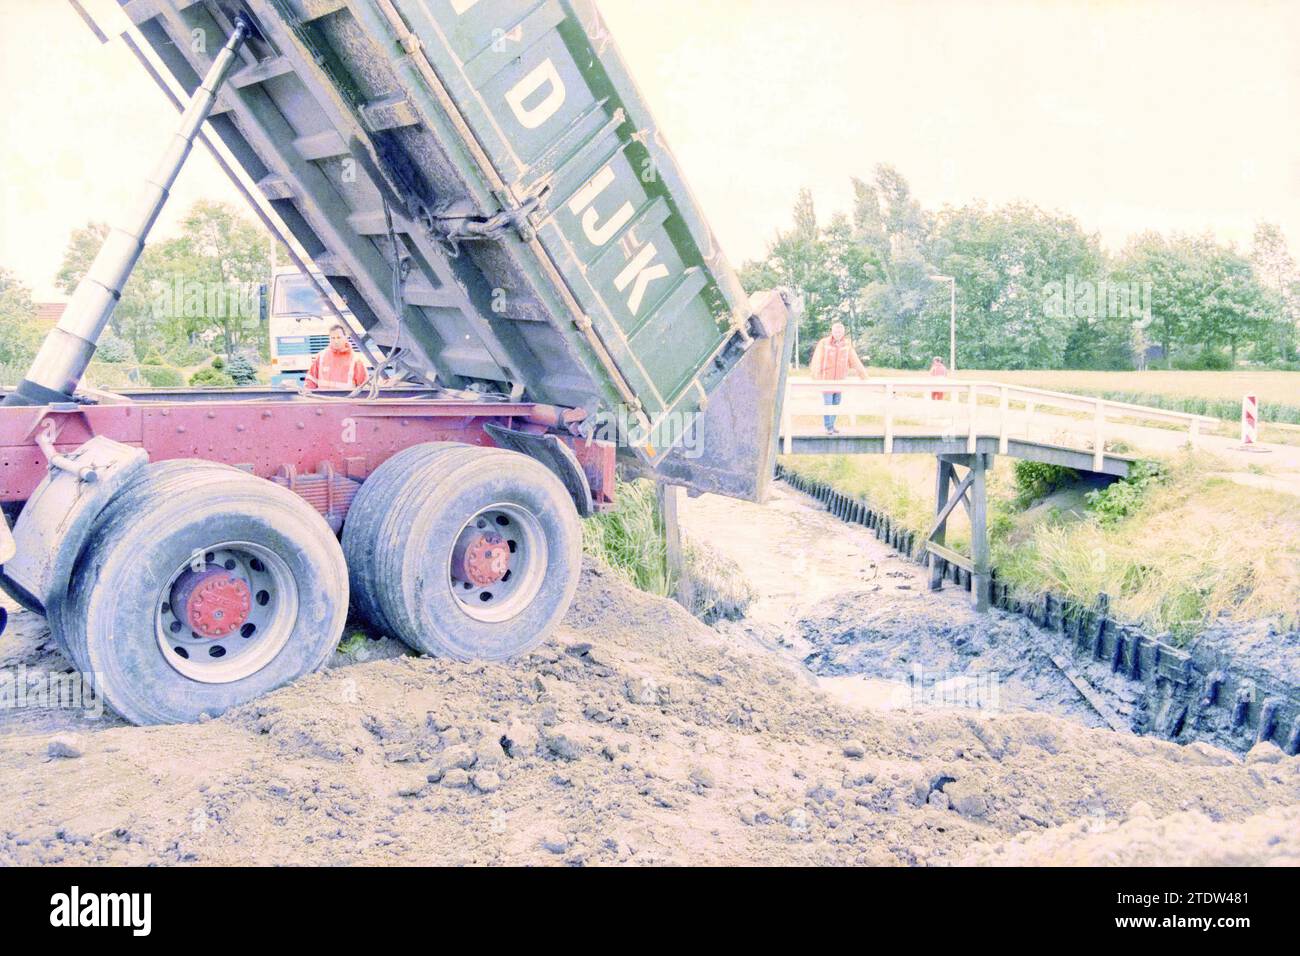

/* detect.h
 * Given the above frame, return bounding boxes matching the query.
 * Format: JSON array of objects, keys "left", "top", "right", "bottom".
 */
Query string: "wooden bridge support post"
[
  {"left": 657, "top": 482, "right": 692, "bottom": 610},
  {"left": 927, "top": 457, "right": 954, "bottom": 590},
  {"left": 969, "top": 452, "right": 992, "bottom": 611}
]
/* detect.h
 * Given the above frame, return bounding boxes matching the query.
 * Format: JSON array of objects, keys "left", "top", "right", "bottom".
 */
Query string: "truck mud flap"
[{"left": 484, "top": 424, "right": 596, "bottom": 517}]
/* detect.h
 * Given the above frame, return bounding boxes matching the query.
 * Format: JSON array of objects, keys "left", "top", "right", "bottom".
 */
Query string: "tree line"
[{"left": 739, "top": 165, "right": 1299, "bottom": 370}]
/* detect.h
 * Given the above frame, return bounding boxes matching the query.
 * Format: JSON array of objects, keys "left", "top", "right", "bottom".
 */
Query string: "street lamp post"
[{"left": 929, "top": 275, "right": 956, "bottom": 371}]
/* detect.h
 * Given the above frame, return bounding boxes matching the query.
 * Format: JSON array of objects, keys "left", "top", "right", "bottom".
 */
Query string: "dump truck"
[{"left": 0, "top": 1, "right": 793, "bottom": 724}]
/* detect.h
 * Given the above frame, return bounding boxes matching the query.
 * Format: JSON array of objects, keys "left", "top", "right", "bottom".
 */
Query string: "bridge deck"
[
  {"left": 780, "top": 377, "right": 1215, "bottom": 477},
  {"left": 780, "top": 431, "right": 1135, "bottom": 477}
]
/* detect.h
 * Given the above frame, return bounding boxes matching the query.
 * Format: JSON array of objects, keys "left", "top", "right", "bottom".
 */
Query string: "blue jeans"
[{"left": 823, "top": 392, "right": 842, "bottom": 431}]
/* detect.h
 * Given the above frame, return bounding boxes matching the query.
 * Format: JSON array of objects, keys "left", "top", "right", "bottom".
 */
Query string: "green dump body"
[{"left": 130, "top": 0, "right": 792, "bottom": 499}]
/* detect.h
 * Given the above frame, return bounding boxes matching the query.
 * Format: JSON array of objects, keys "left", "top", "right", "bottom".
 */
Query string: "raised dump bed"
[{"left": 125, "top": 0, "right": 792, "bottom": 497}]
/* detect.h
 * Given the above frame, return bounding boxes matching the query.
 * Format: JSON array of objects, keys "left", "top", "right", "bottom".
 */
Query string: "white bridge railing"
[{"left": 781, "top": 377, "right": 1217, "bottom": 470}]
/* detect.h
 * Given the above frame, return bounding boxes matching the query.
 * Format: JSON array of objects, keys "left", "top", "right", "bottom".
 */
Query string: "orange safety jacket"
[
  {"left": 306, "top": 345, "right": 366, "bottom": 390},
  {"left": 811, "top": 335, "right": 867, "bottom": 381}
]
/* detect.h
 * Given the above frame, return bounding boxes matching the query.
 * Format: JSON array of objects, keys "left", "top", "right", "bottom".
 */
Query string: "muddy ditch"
[{"left": 770, "top": 467, "right": 1300, "bottom": 756}]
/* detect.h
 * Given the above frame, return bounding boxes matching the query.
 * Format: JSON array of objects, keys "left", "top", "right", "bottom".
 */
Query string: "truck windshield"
[{"left": 274, "top": 275, "right": 327, "bottom": 316}]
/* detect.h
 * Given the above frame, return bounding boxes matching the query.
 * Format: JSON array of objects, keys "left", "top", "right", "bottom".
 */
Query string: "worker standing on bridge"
[
  {"left": 810, "top": 321, "right": 868, "bottom": 434},
  {"left": 929, "top": 356, "right": 949, "bottom": 400},
  {"left": 305, "top": 326, "right": 367, "bottom": 391}
]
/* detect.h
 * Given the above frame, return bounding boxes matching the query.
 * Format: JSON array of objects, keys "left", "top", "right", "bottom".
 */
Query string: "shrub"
[
  {"left": 83, "top": 361, "right": 133, "bottom": 389},
  {"left": 582, "top": 479, "right": 672, "bottom": 597},
  {"left": 165, "top": 342, "right": 212, "bottom": 367},
  {"left": 226, "top": 353, "right": 259, "bottom": 385},
  {"left": 211, "top": 354, "right": 225, "bottom": 370},
  {"left": 96, "top": 335, "right": 134, "bottom": 364},
  {"left": 138, "top": 365, "right": 184, "bottom": 387},
  {"left": 140, "top": 352, "right": 165, "bottom": 366},
  {"left": 1012, "top": 461, "right": 1078, "bottom": 506},
  {"left": 1172, "top": 349, "right": 1232, "bottom": 371},
  {"left": 0, "top": 363, "right": 26, "bottom": 387},
  {"left": 189, "top": 366, "right": 235, "bottom": 387},
  {"left": 1084, "top": 459, "right": 1166, "bottom": 525}
]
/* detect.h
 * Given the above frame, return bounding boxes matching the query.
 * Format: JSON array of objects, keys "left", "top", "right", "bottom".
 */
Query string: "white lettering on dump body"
[
  {"left": 614, "top": 242, "right": 670, "bottom": 315},
  {"left": 567, "top": 165, "right": 635, "bottom": 245},
  {"left": 505, "top": 58, "right": 566, "bottom": 129},
  {"left": 496, "top": 40, "right": 677, "bottom": 318}
]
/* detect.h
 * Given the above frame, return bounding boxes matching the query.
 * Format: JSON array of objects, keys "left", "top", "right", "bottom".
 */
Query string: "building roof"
[{"left": 34, "top": 302, "right": 66, "bottom": 329}]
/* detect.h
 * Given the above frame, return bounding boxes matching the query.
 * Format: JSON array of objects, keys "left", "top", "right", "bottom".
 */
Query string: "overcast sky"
[{"left": 2, "top": 0, "right": 1296, "bottom": 300}]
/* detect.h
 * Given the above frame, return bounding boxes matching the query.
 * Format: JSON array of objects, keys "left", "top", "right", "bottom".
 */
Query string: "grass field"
[{"left": 867, "top": 368, "right": 1300, "bottom": 425}]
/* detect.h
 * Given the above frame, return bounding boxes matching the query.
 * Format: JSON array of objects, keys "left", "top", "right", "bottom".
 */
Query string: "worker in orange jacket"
[
  {"left": 810, "top": 322, "right": 868, "bottom": 434},
  {"left": 305, "top": 326, "right": 367, "bottom": 391}
]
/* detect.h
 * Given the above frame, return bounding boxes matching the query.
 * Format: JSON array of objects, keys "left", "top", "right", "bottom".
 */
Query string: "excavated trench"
[{"left": 680, "top": 478, "right": 1300, "bottom": 756}]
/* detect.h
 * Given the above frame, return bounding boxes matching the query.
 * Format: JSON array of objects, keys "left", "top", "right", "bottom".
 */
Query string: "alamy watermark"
[
  {"left": 584, "top": 403, "right": 704, "bottom": 459},
  {"left": 149, "top": 277, "right": 260, "bottom": 326},
  {"left": 1043, "top": 276, "right": 1151, "bottom": 322},
  {"left": 0, "top": 666, "right": 104, "bottom": 718},
  {"left": 889, "top": 663, "right": 1001, "bottom": 712}
]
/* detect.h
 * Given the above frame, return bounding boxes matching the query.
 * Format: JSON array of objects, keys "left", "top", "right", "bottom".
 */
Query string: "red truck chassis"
[{"left": 0, "top": 390, "right": 615, "bottom": 515}]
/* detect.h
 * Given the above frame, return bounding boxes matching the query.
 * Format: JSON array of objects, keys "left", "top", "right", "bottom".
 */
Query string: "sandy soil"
[{"left": 1, "top": 557, "right": 1298, "bottom": 866}]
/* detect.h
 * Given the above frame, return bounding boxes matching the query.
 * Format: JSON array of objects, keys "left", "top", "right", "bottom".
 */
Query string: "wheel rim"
[
  {"left": 155, "top": 541, "right": 298, "bottom": 684},
  {"left": 448, "top": 502, "right": 548, "bottom": 623}
]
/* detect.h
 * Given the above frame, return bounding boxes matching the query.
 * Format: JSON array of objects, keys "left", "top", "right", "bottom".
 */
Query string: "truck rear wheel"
[
  {"left": 64, "top": 461, "right": 349, "bottom": 725},
  {"left": 342, "top": 444, "right": 581, "bottom": 660},
  {"left": 339, "top": 441, "right": 466, "bottom": 639}
]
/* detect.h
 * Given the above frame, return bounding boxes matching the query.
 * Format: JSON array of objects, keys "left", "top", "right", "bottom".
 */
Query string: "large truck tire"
[
  {"left": 342, "top": 443, "right": 582, "bottom": 661},
  {"left": 63, "top": 460, "right": 349, "bottom": 725},
  {"left": 340, "top": 441, "right": 468, "bottom": 638}
]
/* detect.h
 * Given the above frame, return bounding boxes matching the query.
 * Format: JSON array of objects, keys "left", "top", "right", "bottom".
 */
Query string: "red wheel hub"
[
  {"left": 453, "top": 531, "right": 511, "bottom": 588},
  {"left": 170, "top": 568, "right": 252, "bottom": 638}
]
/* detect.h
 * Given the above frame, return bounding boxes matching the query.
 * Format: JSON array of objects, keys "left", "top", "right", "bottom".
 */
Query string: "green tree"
[
  {"left": 1250, "top": 223, "right": 1299, "bottom": 362},
  {"left": 226, "top": 352, "right": 259, "bottom": 385},
  {"left": 54, "top": 222, "right": 110, "bottom": 293},
  {"left": 1113, "top": 233, "right": 1193, "bottom": 367},
  {"left": 0, "top": 268, "right": 42, "bottom": 368},
  {"left": 1116, "top": 233, "right": 1281, "bottom": 366},
  {"left": 810, "top": 212, "right": 881, "bottom": 344},
  {"left": 176, "top": 200, "right": 271, "bottom": 359},
  {"left": 55, "top": 202, "right": 271, "bottom": 364},
  {"left": 926, "top": 202, "right": 1104, "bottom": 369},
  {"left": 739, "top": 188, "right": 833, "bottom": 363},
  {"left": 1192, "top": 243, "right": 1277, "bottom": 364},
  {"left": 852, "top": 166, "right": 934, "bottom": 367},
  {"left": 56, "top": 221, "right": 171, "bottom": 356}
]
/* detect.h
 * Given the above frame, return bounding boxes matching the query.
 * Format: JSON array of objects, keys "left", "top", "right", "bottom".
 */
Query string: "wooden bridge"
[{"left": 778, "top": 377, "right": 1217, "bottom": 611}]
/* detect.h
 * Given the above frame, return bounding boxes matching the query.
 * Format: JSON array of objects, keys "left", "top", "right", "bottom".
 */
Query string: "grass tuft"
[{"left": 582, "top": 479, "right": 673, "bottom": 597}]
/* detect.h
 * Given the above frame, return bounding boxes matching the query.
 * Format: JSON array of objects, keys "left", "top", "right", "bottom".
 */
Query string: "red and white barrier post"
[{"left": 1241, "top": 394, "right": 1259, "bottom": 446}]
